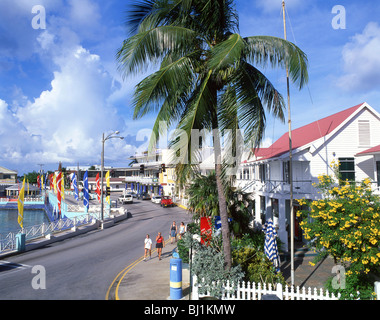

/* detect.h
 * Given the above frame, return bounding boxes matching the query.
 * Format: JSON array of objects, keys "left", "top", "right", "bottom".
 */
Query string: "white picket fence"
[{"left": 192, "top": 276, "right": 341, "bottom": 300}]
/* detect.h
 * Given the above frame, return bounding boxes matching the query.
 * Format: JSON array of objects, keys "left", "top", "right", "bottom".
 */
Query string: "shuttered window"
[
  {"left": 339, "top": 157, "right": 355, "bottom": 182},
  {"left": 358, "top": 120, "right": 370, "bottom": 147}
]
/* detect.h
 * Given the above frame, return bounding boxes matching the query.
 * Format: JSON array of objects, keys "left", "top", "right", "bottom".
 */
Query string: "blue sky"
[{"left": 1, "top": 0, "right": 380, "bottom": 175}]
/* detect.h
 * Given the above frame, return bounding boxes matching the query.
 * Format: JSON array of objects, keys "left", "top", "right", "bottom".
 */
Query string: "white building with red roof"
[{"left": 236, "top": 102, "right": 380, "bottom": 251}]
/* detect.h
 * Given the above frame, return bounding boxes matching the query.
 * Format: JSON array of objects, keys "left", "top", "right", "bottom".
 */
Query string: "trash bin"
[
  {"left": 16, "top": 233, "right": 26, "bottom": 252},
  {"left": 170, "top": 256, "right": 182, "bottom": 300}
]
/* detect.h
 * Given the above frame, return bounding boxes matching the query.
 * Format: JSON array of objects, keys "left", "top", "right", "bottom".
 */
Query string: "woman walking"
[
  {"left": 169, "top": 221, "right": 177, "bottom": 244},
  {"left": 179, "top": 222, "right": 186, "bottom": 240},
  {"left": 143, "top": 234, "right": 152, "bottom": 261},
  {"left": 155, "top": 232, "right": 165, "bottom": 260}
]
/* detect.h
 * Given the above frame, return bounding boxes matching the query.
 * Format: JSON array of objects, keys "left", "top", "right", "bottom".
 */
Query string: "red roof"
[
  {"left": 356, "top": 144, "right": 380, "bottom": 156},
  {"left": 253, "top": 103, "right": 364, "bottom": 160}
]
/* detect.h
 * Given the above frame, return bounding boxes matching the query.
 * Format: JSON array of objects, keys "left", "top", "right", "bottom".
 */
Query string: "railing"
[
  {"left": 236, "top": 179, "right": 313, "bottom": 195},
  {"left": 192, "top": 276, "right": 341, "bottom": 300},
  {"left": 0, "top": 213, "right": 96, "bottom": 254}
]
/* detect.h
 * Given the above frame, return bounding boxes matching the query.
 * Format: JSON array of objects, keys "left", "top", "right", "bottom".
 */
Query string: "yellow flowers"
[{"left": 296, "top": 170, "right": 380, "bottom": 284}]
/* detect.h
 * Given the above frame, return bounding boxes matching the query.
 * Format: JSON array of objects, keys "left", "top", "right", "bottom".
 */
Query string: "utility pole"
[{"left": 282, "top": 0, "right": 295, "bottom": 287}]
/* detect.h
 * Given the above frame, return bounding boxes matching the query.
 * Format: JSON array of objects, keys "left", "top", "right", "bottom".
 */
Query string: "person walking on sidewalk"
[
  {"left": 143, "top": 234, "right": 152, "bottom": 261},
  {"left": 169, "top": 221, "right": 177, "bottom": 244},
  {"left": 179, "top": 222, "right": 186, "bottom": 240},
  {"left": 155, "top": 232, "right": 165, "bottom": 260}
]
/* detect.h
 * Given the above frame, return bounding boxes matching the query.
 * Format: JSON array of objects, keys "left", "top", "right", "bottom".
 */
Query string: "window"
[
  {"left": 377, "top": 161, "right": 380, "bottom": 187},
  {"left": 339, "top": 157, "right": 355, "bottom": 182},
  {"left": 259, "top": 164, "right": 266, "bottom": 182},
  {"left": 358, "top": 120, "right": 370, "bottom": 147},
  {"left": 283, "top": 161, "right": 290, "bottom": 184}
]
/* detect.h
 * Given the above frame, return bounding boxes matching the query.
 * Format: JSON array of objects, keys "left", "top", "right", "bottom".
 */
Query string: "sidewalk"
[
  {"left": 117, "top": 241, "right": 191, "bottom": 300},
  {"left": 117, "top": 244, "right": 335, "bottom": 300}
]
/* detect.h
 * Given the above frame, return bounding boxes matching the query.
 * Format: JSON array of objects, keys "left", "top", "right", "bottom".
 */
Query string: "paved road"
[{"left": 0, "top": 196, "right": 191, "bottom": 300}]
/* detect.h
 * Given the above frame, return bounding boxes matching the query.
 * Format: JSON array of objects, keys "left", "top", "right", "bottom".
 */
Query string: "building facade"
[{"left": 235, "top": 102, "right": 380, "bottom": 251}]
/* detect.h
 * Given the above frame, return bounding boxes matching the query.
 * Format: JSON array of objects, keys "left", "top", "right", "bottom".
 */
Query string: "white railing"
[
  {"left": 192, "top": 276, "right": 341, "bottom": 300},
  {"left": 0, "top": 213, "right": 96, "bottom": 254}
]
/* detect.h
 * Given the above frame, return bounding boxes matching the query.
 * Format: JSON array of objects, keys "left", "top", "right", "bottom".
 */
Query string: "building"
[
  {"left": 0, "top": 166, "right": 18, "bottom": 184},
  {"left": 235, "top": 102, "right": 380, "bottom": 251}
]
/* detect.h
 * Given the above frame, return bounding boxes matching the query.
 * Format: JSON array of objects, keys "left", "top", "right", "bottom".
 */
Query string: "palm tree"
[{"left": 117, "top": 0, "right": 308, "bottom": 269}]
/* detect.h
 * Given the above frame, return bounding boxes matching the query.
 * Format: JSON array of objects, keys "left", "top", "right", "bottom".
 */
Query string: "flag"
[
  {"left": 17, "top": 178, "right": 26, "bottom": 229},
  {"left": 37, "top": 175, "right": 40, "bottom": 191},
  {"left": 83, "top": 170, "right": 89, "bottom": 212},
  {"left": 45, "top": 173, "right": 48, "bottom": 190},
  {"left": 61, "top": 173, "right": 65, "bottom": 199},
  {"left": 53, "top": 174, "right": 57, "bottom": 193},
  {"left": 105, "top": 170, "right": 110, "bottom": 205},
  {"left": 95, "top": 173, "right": 101, "bottom": 203},
  {"left": 41, "top": 174, "right": 44, "bottom": 191},
  {"left": 27, "top": 179, "right": 30, "bottom": 196},
  {"left": 72, "top": 173, "right": 79, "bottom": 201},
  {"left": 56, "top": 171, "right": 62, "bottom": 216},
  {"left": 263, "top": 219, "right": 280, "bottom": 273}
]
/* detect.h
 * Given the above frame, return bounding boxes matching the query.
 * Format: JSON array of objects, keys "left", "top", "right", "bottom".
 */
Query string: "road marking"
[
  {"left": 0, "top": 260, "right": 32, "bottom": 278},
  {"left": 105, "top": 239, "right": 171, "bottom": 300}
]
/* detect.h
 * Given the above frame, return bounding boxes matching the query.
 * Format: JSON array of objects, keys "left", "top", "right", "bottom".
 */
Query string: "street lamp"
[{"left": 101, "top": 131, "right": 124, "bottom": 223}]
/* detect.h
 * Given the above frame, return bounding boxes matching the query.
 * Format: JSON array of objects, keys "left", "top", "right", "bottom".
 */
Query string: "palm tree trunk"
[{"left": 213, "top": 127, "right": 232, "bottom": 270}]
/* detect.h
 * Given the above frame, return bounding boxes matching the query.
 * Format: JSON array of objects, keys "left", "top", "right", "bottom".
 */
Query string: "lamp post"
[{"left": 101, "top": 131, "right": 124, "bottom": 223}]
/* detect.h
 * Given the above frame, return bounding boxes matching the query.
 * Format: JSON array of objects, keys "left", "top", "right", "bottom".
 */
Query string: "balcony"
[
  {"left": 238, "top": 179, "right": 313, "bottom": 195},
  {"left": 124, "top": 176, "right": 160, "bottom": 184}
]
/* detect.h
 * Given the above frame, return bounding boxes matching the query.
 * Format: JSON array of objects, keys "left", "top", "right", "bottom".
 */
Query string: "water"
[{"left": 0, "top": 209, "right": 50, "bottom": 235}]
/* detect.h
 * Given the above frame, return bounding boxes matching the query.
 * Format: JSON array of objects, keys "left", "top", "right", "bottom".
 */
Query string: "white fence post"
[
  {"left": 192, "top": 275, "right": 199, "bottom": 300},
  {"left": 276, "top": 283, "right": 283, "bottom": 300},
  {"left": 375, "top": 282, "right": 380, "bottom": 300}
]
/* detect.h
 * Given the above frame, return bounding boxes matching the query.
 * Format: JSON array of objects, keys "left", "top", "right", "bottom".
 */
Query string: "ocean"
[{"left": 0, "top": 209, "right": 50, "bottom": 236}]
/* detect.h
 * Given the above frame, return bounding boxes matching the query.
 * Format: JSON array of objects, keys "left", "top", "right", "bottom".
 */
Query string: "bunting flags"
[
  {"left": 17, "top": 178, "right": 26, "bottom": 229},
  {"left": 83, "top": 170, "right": 89, "bottom": 212},
  {"left": 95, "top": 173, "right": 101, "bottom": 203},
  {"left": 105, "top": 170, "right": 110, "bottom": 205},
  {"left": 56, "top": 171, "right": 62, "bottom": 216},
  {"left": 72, "top": 173, "right": 79, "bottom": 201}
]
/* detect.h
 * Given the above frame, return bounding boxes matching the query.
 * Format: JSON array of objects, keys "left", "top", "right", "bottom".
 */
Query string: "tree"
[
  {"left": 187, "top": 171, "right": 253, "bottom": 236},
  {"left": 117, "top": 0, "right": 308, "bottom": 269},
  {"left": 297, "top": 164, "right": 380, "bottom": 299}
]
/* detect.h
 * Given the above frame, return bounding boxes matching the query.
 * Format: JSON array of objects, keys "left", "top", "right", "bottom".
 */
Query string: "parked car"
[
  {"left": 160, "top": 196, "right": 173, "bottom": 207},
  {"left": 151, "top": 196, "right": 162, "bottom": 204},
  {"left": 118, "top": 194, "right": 133, "bottom": 204},
  {"left": 138, "top": 192, "right": 151, "bottom": 200}
]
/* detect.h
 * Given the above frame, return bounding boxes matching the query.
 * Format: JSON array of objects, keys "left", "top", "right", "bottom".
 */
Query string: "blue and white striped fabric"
[
  {"left": 83, "top": 171, "right": 89, "bottom": 212},
  {"left": 263, "top": 219, "right": 280, "bottom": 273},
  {"left": 72, "top": 173, "right": 79, "bottom": 201}
]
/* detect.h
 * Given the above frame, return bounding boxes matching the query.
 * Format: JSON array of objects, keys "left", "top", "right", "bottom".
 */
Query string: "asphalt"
[
  {"left": 117, "top": 239, "right": 191, "bottom": 300},
  {"left": 116, "top": 241, "right": 336, "bottom": 300}
]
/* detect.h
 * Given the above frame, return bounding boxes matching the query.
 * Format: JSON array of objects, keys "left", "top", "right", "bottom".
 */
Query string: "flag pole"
[{"left": 282, "top": 0, "right": 295, "bottom": 287}]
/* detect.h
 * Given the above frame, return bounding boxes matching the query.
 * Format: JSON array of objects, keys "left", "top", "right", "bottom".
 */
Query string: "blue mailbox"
[{"left": 170, "top": 254, "right": 182, "bottom": 300}]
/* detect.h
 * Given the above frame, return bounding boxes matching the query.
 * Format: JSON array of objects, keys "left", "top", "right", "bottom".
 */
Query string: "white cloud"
[
  {"left": 338, "top": 22, "right": 380, "bottom": 92},
  {"left": 15, "top": 41, "right": 135, "bottom": 165}
]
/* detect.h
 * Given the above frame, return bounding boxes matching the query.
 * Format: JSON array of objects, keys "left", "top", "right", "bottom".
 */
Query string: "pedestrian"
[
  {"left": 155, "top": 232, "right": 165, "bottom": 260},
  {"left": 179, "top": 222, "right": 186, "bottom": 240},
  {"left": 143, "top": 234, "right": 152, "bottom": 261},
  {"left": 169, "top": 221, "right": 177, "bottom": 244}
]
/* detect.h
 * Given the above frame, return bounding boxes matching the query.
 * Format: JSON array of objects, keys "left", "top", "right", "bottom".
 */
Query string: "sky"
[{"left": 1, "top": 0, "right": 380, "bottom": 175}]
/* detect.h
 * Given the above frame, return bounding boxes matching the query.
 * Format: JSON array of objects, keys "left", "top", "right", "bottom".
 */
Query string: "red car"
[{"left": 160, "top": 196, "right": 173, "bottom": 207}]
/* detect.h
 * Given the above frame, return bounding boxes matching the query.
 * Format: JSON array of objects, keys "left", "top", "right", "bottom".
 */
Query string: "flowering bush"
[{"left": 297, "top": 165, "right": 380, "bottom": 299}]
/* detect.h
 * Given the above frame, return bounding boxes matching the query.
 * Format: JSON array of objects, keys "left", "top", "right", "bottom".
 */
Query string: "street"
[{"left": 0, "top": 195, "right": 191, "bottom": 299}]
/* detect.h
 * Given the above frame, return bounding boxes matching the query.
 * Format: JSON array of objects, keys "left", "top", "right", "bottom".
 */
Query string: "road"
[{"left": 0, "top": 195, "right": 191, "bottom": 300}]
